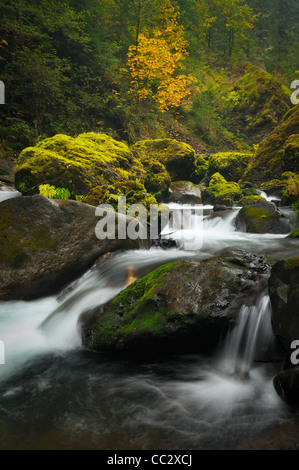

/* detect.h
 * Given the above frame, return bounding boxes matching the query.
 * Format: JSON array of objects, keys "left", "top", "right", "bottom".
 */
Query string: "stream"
[{"left": 0, "top": 191, "right": 299, "bottom": 450}]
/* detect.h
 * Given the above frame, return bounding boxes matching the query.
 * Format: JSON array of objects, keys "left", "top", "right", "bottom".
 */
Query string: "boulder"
[
  {"left": 80, "top": 249, "right": 272, "bottom": 355},
  {"left": 235, "top": 200, "right": 291, "bottom": 234},
  {"left": 242, "top": 106, "right": 299, "bottom": 184},
  {"left": 203, "top": 173, "right": 242, "bottom": 206},
  {"left": 269, "top": 256, "right": 299, "bottom": 353},
  {"left": 0, "top": 195, "right": 147, "bottom": 300},
  {"left": 273, "top": 369, "right": 299, "bottom": 405},
  {"left": 208, "top": 152, "right": 252, "bottom": 182},
  {"left": 167, "top": 181, "right": 202, "bottom": 204},
  {"left": 131, "top": 138, "right": 198, "bottom": 183}
]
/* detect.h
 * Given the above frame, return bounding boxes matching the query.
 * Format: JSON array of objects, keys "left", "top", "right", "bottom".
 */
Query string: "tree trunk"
[{"left": 136, "top": 0, "right": 142, "bottom": 52}]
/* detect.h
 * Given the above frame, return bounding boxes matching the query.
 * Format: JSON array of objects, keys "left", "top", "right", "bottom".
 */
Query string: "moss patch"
[
  {"left": 208, "top": 152, "right": 252, "bottom": 181},
  {"left": 204, "top": 172, "right": 242, "bottom": 205}
]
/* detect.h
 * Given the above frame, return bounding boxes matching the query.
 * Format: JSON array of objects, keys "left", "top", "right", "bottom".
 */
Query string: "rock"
[
  {"left": 237, "top": 195, "right": 267, "bottom": 206},
  {"left": 131, "top": 138, "right": 198, "bottom": 183},
  {"left": 0, "top": 195, "right": 147, "bottom": 300},
  {"left": 0, "top": 151, "right": 15, "bottom": 184},
  {"left": 288, "top": 228, "right": 299, "bottom": 238},
  {"left": 242, "top": 105, "right": 299, "bottom": 184},
  {"left": 235, "top": 200, "right": 291, "bottom": 234},
  {"left": 208, "top": 152, "right": 252, "bottom": 182},
  {"left": 202, "top": 173, "right": 242, "bottom": 205},
  {"left": 281, "top": 172, "right": 299, "bottom": 205},
  {"left": 273, "top": 369, "right": 299, "bottom": 405},
  {"left": 269, "top": 256, "right": 299, "bottom": 353},
  {"left": 213, "top": 204, "right": 231, "bottom": 212},
  {"left": 14, "top": 132, "right": 171, "bottom": 200},
  {"left": 167, "top": 181, "right": 202, "bottom": 204},
  {"left": 80, "top": 249, "right": 271, "bottom": 355}
]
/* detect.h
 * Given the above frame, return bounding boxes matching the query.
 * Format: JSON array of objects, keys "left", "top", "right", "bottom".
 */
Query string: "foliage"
[{"left": 127, "top": 0, "right": 193, "bottom": 112}]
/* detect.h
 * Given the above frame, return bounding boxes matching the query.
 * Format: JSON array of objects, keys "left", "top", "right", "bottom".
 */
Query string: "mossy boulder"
[
  {"left": 15, "top": 133, "right": 147, "bottom": 197},
  {"left": 0, "top": 195, "right": 147, "bottom": 300},
  {"left": 203, "top": 173, "right": 242, "bottom": 205},
  {"left": 242, "top": 106, "right": 299, "bottom": 184},
  {"left": 269, "top": 256, "right": 299, "bottom": 354},
  {"left": 168, "top": 181, "right": 202, "bottom": 204},
  {"left": 238, "top": 195, "right": 267, "bottom": 206},
  {"left": 281, "top": 172, "right": 299, "bottom": 205},
  {"left": 235, "top": 200, "right": 291, "bottom": 234},
  {"left": 80, "top": 249, "right": 272, "bottom": 354},
  {"left": 194, "top": 154, "right": 209, "bottom": 182},
  {"left": 132, "top": 138, "right": 197, "bottom": 183},
  {"left": 208, "top": 152, "right": 252, "bottom": 182},
  {"left": 288, "top": 228, "right": 299, "bottom": 238},
  {"left": 83, "top": 179, "right": 157, "bottom": 212},
  {"left": 217, "top": 64, "right": 291, "bottom": 143}
]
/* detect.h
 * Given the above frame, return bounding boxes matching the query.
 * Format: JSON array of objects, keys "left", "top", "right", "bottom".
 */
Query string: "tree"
[{"left": 127, "top": 0, "right": 192, "bottom": 112}]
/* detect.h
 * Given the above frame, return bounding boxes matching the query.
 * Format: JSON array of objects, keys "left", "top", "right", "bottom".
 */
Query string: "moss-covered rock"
[
  {"left": 235, "top": 201, "right": 291, "bottom": 234},
  {"left": 168, "top": 181, "right": 202, "bottom": 204},
  {"left": 288, "top": 228, "right": 299, "bottom": 238},
  {"left": 281, "top": 172, "right": 299, "bottom": 205},
  {"left": 203, "top": 173, "right": 242, "bottom": 205},
  {"left": 0, "top": 195, "right": 147, "bottom": 300},
  {"left": 208, "top": 152, "right": 252, "bottom": 181},
  {"left": 217, "top": 64, "right": 291, "bottom": 143},
  {"left": 15, "top": 133, "right": 147, "bottom": 197},
  {"left": 132, "top": 138, "right": 197, "bottom": 183},
  {"left": 269, "top": 256, "right": 299, "bottom": 354},
  {"left": 80, "top": 249, "right": 272, "bottom": 354},
  {"left": 84, "top": 180, "right": 157, "bottom": 211},
  {"left": 194, "top": 154, "right": 209, "bottom": 182},
  {"left": 242, "top": 106, "right": 299, "bottom": 184},
  {"left": 238, "top": 195, "right": 267, "bottom": 206}
]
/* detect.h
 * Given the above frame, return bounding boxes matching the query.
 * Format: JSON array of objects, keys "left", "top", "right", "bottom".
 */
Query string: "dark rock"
[
  {"left": 80, "top": 249, "right": 271, "bottom": 355},
  {"left": 269, "top": 256, "right": 299, "bottom": 353},
  {"left": 273, "top": 369, "right": 299, "bottom": 405},
  {"left": 0, "top": 195, "right": 147, "bottom": 300},
  {"left": 235, "top": 200, "right": 291, "bottom": 234},
  {"left": 167, "top": 181, "right": 202, "bottom": 204},
  {"left": 213, "top": 204, "right": 231, "bottom": 212}
]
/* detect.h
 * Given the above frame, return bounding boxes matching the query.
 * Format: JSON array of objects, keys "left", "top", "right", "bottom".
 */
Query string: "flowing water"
[{"left": 0, "top": 199, "right": 299, "bottom": 449}]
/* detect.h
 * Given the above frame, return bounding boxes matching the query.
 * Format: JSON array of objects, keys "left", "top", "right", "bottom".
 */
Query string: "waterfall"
[{"left": 218, "top": 294, "right": 275, "bottom": 377}]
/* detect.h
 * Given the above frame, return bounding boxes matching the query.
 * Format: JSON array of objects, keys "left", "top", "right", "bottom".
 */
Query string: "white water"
[
  {"left": 257, "top": 190, "right": 281, "bottom": 204},
  {"left": 0, "top": 186, "right": 21, "bottom": 202},
  {"left": 0, "top": 200, "right": 293, "bottom": 449}
]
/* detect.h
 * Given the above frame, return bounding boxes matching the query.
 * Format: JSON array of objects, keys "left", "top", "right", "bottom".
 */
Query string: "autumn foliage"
[{"left": 127, "top": 1, "right": 193, "bottom": 112}]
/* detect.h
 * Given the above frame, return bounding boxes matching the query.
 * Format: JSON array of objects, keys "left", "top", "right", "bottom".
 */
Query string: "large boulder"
[
  {"left": 167, "top": 181, "right": 202, "bottom": 204},
  {"left": 235, "top": 200, "right": 291, "bottom": 234},
  {"left": 203, "top": 173, "right": 242, "bottom": 205},
  {"left": 269, "top": 256, "right": 299, "bottom": 353},
  {"left": 0, "top": 195, "right": 147, "bottom": 300},
  {"left": 242, "top": 106, "right": 299, "bottom": 184},
  {"left": 131, "top": 138, "right": 198, "bottom": 183},
  {"left": 208, "top": 152, "right": 252, "bottom": 182},
  {"left": 14, "top": 132, "right": 171, "bottom": 201},
  {"left": 80, "top": 249, "right": 272, "bottom": 355},
  {"left": 273, "top": 369, "right": 299, "bottom": 406}
]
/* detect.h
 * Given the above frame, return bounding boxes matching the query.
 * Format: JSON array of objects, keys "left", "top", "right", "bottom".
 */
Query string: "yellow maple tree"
[{"left": 127, "top": 1, "right": 192, "bottom": 112}]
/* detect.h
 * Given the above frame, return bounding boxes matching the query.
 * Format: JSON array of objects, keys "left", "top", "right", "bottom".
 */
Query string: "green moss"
[
  {"left": 238, "top": 205, "right": 280, "bottom": 232},
  {"left": 288, "top": 228, "right": 299, "bottom": 239},
  {"left": 204, "top": 172, "right": 242, "bottom": 204},
  {"left": 132, "top": 138, "right": 197, "bottom": 182},
  {"left": 281, "top": 172, "right": 299, "bottom": 205},
  {"left": 84, "top": 180, "right": 157, "bottom": 211},
  {"left": 238, "top": 195, "right": 267, "bottom": 205},
  {"left": 285, "top": 256, "right": 299, "bottom": 269},
  {"left": 25, "top": 227, "right": 58, "bottom": 252},
  {"left": 208, "top": 152, "right": 252, "bottom": 181},
  {"left": 242, "top": 106, "right": 299, "bottom": 184},
  {"left": 15, "top": 132, "right": 146, "bottom": 196},
  {"left": 194, "top": 155, "right": 209, "bottom": 181}
]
